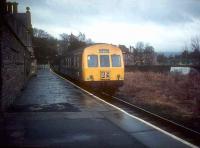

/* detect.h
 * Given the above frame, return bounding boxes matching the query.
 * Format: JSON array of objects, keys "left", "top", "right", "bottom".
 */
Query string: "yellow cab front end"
[{"left": 82, "top": 44, "right": 124, "bottom": 88}]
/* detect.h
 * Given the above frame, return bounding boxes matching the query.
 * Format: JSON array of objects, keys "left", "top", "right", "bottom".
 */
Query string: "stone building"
[
  {"left": 119, "top": 45, "right": 157, "bottom": 66},
  {"left": 0, "top": 0, "right": 34, "bottom": 111},
  {"left": 118, "top": 45, "right": 135, "bottom": 66}
]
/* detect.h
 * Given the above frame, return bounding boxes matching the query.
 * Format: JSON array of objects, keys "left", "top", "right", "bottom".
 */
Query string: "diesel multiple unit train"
[{"left": 52, "top": 43, "right": 124, "bottom": 90}]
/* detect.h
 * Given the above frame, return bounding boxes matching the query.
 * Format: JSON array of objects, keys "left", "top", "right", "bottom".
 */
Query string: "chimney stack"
[
  {"left": 7, "top": 2, "right": 12, "bottom": 14},
  {"left": 12, "top": 2, "right": 18, "bottom": 13},
  {"left": 26, "top": 7, "right": 32, "bottom": 28}
]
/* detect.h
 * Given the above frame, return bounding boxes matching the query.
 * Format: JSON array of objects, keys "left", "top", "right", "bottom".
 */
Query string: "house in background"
[{"left": 119, "top": 45, "right": 157, "bottom": 66}]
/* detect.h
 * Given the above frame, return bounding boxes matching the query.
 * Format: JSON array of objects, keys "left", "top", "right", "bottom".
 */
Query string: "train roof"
[{"left": 67, "top": 43, "right": 118, "bottom": 55}]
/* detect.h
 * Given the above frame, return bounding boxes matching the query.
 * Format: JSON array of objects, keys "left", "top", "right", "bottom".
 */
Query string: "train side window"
[
  {"left": 77, "top": 57, "right": 79, "bottom": 68},
  {"left": 69, "top": 58, "right": 71, "bottom": 68},
  {"left": 67, "top": 58, "right": 69, "bottom": 68},
  {"left": 111, "top": 55, "right": 121, "bottom": 67},
  {"left": 74, "top": 57, "right": 76, "bottom": 67},
  {"left": 100, "top": 55, "right": 110, "bottom": 67},
  {"left": 79, "top": 56, "right": 82, "bottom": 68},
  {"left": 65, "top": 58, "right": 68, "bottom": 67},
  {"left": 88, "top": 55, "right": 98, "bottom": 67}
]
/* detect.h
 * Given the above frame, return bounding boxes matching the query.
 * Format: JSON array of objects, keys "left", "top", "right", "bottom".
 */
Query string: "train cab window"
[
  {"left": 111, "top": 55, "right": 121, "bottom": 67},
  {"left": 100, "top": 55, "right": 110, "bottom": 67},
  {"left": 88, "top": 55, "right": 98, "bottom": 67}
]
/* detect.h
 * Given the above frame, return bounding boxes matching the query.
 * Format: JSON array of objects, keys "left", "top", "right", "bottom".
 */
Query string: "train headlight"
[
  {"left": 117, "top": 74, "right": 120, "bottom": 80},
  {"left": 89, "top": 75, "right": 94, "bottom": 80},
  {"left": 117, "top": 74, "right": 123, "bottom": 80}
]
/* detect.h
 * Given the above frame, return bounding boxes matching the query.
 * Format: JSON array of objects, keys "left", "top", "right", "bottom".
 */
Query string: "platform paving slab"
[{"left": 0, "top": 69, "right": 191, "bottom": 148}]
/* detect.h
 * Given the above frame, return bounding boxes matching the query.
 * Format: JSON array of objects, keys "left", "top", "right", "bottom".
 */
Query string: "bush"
[{"left": 119, "top": 72, "right": 200, "bottom": 118}]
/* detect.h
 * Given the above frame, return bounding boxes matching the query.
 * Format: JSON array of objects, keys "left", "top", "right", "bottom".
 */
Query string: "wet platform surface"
[{"left": 0, "top": 69, "right": 191, "bottom": 147}]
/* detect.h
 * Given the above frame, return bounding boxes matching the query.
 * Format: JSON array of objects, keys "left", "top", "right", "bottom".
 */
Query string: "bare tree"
[
  {"left": 135, "top": 42, "right": 144, "bottom": 50},
  {"left": 157, "top": 54, "right": 168, "bottom": 65},
  {"left": 59, "top": 32, "right": 91, "bottom": 55},
  {"left": 191, "top": 35, "right": 200, "bottom": 51},
  {"left": 77, "top": 32, "right": 86, "bottom": 42},
  {"left": 144, "top": 45, "right": 155, "bottom": 65},
  {"left": 32, "top": 28, "right": 58, "bottom": 64},
  {"left": 190, "top": 35, "right": 200, "bottom": 65},
  {"left": 133, "top": 42, "right": 156, "bottom": 65},
  {"left": 134, "top": 42, "right": 145, "bottom": 65},
  {"left": 33, "top": 28, "right": 51, "bottom": 39}
]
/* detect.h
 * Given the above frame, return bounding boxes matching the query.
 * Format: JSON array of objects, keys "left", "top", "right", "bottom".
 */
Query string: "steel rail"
[
  {"left": 105, "top": 93, "right": 200, "bottom": 136},
  {"left": 50, "top": 68, "right": 199, "bottom": 147}
]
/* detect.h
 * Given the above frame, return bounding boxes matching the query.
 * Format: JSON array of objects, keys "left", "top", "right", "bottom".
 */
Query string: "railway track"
[
  {"left": 51, "top": 69, "right": 200, "bottom": 147},
  {"left": 99, "top": 92, "right": 200, "bottom": 146}
]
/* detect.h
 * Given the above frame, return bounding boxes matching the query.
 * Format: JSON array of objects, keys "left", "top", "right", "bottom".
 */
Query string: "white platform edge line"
[
  {"left": 50, "top": 69, "right": 198, "bottom": 148},
  {"left": 112, "top": 95, "right": 200, "bottom": 135}
]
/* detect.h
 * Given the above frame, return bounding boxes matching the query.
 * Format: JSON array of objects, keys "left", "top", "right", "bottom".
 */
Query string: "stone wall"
[{"left": 1, "top": 1, "right": 33, "bottom": 111}]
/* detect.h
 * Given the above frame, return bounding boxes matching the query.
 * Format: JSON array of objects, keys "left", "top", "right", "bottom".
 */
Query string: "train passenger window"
[
  {"left": 69, "top": 58, "right": 71, "bottom": 68},
  {"left": 100, "top": 55, "right": 110, "bottom": 67},
  {"left": 67, "top": 58, "right": 69, "bottom": 68},
  {"left": 77, "top": 57, "right": 79, "bottom": 68},
  {"left": 65, "top": 58, "right": 67, "bottom": 67},
  {"left": 74, "top": 57, "right": 76, "bottom": 67},
  {"left": 88, "top": 55, "right": 98, "bottom": 67},
  {"left": 111, "top": 55, "right": 121, "bottom": 67}
]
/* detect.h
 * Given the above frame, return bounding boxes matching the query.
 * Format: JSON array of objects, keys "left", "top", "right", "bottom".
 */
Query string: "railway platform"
[{"left": 0, "top": 68, "right": 194, "bottom": 147}]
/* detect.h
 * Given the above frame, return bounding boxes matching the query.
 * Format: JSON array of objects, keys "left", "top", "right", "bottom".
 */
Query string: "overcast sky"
[{"left": 9, "top": 0, "right": 200, "bottom": 51}]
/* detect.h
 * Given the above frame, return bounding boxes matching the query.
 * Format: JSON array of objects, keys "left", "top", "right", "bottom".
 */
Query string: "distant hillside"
[{"left": 157, "top": 51, "right": 181, "bottom": 57}]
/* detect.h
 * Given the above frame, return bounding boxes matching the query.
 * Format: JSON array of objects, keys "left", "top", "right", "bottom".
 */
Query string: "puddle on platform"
[{"left": 7, "top": 103, "right": 80, "bottom": 112}]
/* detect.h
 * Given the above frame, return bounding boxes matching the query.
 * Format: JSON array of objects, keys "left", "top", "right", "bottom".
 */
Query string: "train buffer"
[{"left": 0, "top": 68, "right": 196, "bottom": 148}]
